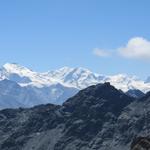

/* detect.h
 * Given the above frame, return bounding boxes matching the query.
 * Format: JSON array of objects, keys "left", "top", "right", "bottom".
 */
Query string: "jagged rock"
[
  {"left": 131, "top": 137, "right": 150, "bottom": 150},
  {"left": 0, "top": 83, "right": 149, "bottom": 150}
]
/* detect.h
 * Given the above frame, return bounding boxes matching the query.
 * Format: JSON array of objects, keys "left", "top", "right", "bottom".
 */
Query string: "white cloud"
[
  {"left": 93, "top": 48, "right": 111, "bottom": 57},
  {"left": 118, "top": 37, "right": 150, "bottom": 60}
]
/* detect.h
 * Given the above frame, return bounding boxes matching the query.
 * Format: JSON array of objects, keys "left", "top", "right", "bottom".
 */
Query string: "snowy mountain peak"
[
  {"left": 3, "top": 63, "right": 33, "bottom": 76},
  {"left": 47, "top": 66, "right": 103, "bottom": 89},
  {"left": 52, "top": 66, "right": 94, "bottom": 77},
  {"left": 2, "top": 63, "right": 58, "bottom": 87},
  {"left": 0, "top": 63, "right": 149, "bottom": 92},
  {"left": 58, "top": 66, "right": 74, "bottom": 72}
]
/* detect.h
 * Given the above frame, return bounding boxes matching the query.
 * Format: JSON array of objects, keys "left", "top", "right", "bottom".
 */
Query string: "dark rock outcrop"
[
  {"left": 0, "top": 83, "right": 149, "bottom": 150},
  {"left": 131, "top": 137, "right": 150, "bottom": 150}
]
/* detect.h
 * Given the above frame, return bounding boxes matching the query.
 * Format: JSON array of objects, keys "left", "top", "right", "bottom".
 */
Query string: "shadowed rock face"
[
  {"left": 131, "top": 137, "right": 150, "bottom": 150},
  {"left": 0, "top": 83, "right": 149, "bottom": 150}
]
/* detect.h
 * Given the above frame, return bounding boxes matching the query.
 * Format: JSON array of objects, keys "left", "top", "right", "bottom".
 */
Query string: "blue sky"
[{"left": 0, "top": 0, "right": 149, "bottom": 79}]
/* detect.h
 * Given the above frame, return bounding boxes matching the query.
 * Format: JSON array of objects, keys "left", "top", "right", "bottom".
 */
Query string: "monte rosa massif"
[{"left": 0, "top": 63, "right": 149, "bottom": 109}]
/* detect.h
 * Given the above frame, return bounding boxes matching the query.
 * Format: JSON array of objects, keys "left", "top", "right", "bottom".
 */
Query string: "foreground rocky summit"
[{"left": 0, "top": 83, "right": 150, "bottom": 150}]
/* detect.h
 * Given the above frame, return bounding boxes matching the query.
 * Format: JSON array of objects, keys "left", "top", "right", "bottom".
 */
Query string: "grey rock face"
[
  {"left": 130, "top": 137, "right": 150, "bottom": 150},
  {"left": 0, "top": 83, "right": 149, "bottom": 150}
]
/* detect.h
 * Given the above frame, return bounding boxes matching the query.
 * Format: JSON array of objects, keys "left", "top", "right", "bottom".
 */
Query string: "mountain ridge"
[
  {"left": 1, "top": 63, "right": 150, "bottom": 92},
  {"left": 0, "top": 63, "right": 149, "bottom": 109},
  {"left": 0, "top": 83, "right": 149, "bottom": 150}
]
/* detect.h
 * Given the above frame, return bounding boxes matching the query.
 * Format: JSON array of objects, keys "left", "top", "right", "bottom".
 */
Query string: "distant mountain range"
[
  {"left": 0, "top": 63, "right": 149, "bottom": 109},
  {"left": 0, "top": 83, "right": 150, "bottom": 150}
]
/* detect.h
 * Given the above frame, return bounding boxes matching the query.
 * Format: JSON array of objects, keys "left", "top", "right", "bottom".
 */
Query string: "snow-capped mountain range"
[{"left": 0, "top": 63, "right": 149, "bottom": 109}]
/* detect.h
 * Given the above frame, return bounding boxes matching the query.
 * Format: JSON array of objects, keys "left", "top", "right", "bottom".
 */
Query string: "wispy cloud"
[
  {"left": 93, "top": 48, "right": 111, "bottom": 57},
  {"left": 118, "top": 37, "right": 150, "bottom": 60},
  {"left": 93, "top": 37, "right": 150, "bottom": 61}
]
